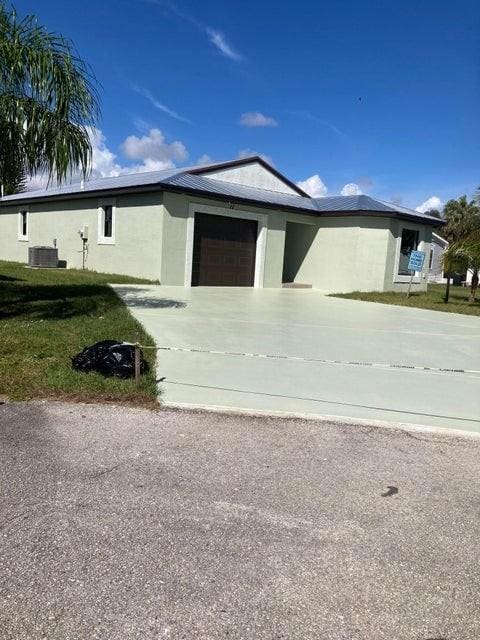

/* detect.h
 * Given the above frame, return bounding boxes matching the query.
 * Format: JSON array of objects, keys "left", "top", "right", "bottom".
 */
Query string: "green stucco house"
[{"left": 0, "top": 156, "right": 442, "bottom": 292}]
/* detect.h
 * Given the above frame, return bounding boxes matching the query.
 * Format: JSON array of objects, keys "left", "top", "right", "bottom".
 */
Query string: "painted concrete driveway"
[{"left": 114, "top": 285, "right": 480, "bottom": 433}]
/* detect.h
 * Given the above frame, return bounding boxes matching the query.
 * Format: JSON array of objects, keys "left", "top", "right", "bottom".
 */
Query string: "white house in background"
[
  {"left": 428, "top": 231, "right": 475, "bottom": 286},
  {"left": 428, "top": 232, "right": 448, "bottom": 282}
]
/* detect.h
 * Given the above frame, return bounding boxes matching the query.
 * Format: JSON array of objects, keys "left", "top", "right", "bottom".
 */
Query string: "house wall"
[
  {"left": 0, "top": 192, "right": 164, "bottom": 280},
  {"left": 0, "top": 188, "right": 436, "bottom": 292},
  {"left": 428, "top": 235, "right": 447, "bottom": 282},
  {"left": 281, "top": 215, "right": 434, "bottom": 293},
  {"left": 161, "top": 192, "right": 287, "bottom": 287},
  {"left": 385, "top": 219, "right": 432, "bottom": 292},
  {"left": 201, "top": 162, "right": 299, "bottom": 195},
  {"left": 284, "top": 215, "right": 391, "bottom": 292}
]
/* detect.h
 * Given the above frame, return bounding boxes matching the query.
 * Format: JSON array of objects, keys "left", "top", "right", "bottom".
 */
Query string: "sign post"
[{"left": 406, "top": 250, "right": 425, "bottom": 298}]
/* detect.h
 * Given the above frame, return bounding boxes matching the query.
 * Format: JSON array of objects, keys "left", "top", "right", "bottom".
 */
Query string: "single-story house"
[{"left": 0, "top": 156, "right": 443, "bottom": 292}]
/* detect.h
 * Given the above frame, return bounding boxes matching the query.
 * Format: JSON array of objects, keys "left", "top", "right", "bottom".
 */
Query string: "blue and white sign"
[{"left": 407, "top": 250, "right": 425, "bottom": 272}]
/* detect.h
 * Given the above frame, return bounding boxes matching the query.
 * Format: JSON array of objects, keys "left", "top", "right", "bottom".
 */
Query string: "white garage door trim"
[{"left": 184, "top": 202, "right": 267, "bottom": 287}]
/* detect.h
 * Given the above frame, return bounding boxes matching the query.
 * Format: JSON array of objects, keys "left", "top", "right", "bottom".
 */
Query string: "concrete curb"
[{"left": 161, "top": 400, "right": 480, "bottom": 441}]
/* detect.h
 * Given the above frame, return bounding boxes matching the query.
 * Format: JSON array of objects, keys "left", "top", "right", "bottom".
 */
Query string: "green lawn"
[
  {"left": 0, "top": 260, "right": 158, "bottom": 405},
  {"left": 330, "top": 283, "right": 480, "bottom": 316}
]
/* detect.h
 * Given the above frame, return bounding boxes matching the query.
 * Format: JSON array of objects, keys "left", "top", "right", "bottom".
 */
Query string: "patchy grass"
[
  {"left": 330, "top": 283, "right": 480, "bottom": 317},
  {"left": 0, "top": 260, "right": 159, "bottom": 405}
]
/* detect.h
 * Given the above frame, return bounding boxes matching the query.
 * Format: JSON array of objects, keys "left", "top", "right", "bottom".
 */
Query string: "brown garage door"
[{"left": 191, "top": 213, "right": 258, "bottom": 286}]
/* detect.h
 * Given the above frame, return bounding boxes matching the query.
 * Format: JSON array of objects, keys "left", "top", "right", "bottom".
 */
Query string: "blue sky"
[{"left": 17, "top": 0, "right": 480, "bottom": 210}]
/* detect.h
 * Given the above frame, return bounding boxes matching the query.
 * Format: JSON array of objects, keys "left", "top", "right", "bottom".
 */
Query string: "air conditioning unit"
[{"left": 28, "top": 246, "right": 58, "bottom": 268}]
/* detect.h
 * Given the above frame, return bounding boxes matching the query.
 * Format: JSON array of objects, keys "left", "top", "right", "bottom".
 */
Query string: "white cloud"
[
  {"left": 132, "top": 85, "right": 191, "bottom": 124},
  {"left": 207, "top": 29, "right": 242, "bottom": 61},
  {"left": 196, "top": 154, "right": 213, "bottom": 165},
  {"left": 297, "top": 174, "right": 328, "bottom": 198},
  {"left": 341, "top": 182, "right": 362, "bottom": 196},
  {"left": 25, "top": 126, "right": 190, "bottom": 190},
  {"left": 88, "top": 127, "right": 124, "bottom": 177},
  {"left": 415, "top": 196, "right": 443, "bottom": 213},
  {"left": 239, "top": 112, "right": 278, "bottom": 127},
  {"left": 146, "top": 2, "right": 243, "bottom": 62},
  {"left": 237, "top": 148, "right": 274, "bottom": 167},
  {"left": 121, "top": 128, "right": 188, "bottom": 167}
]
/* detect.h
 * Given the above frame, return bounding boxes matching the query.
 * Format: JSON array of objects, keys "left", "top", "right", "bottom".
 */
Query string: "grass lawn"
[
  {"left": 0, "top": 260, "right": 158, "bottom": 405},
  {"left": 330, "top": 283, "right": 480, "bottom": 317}
]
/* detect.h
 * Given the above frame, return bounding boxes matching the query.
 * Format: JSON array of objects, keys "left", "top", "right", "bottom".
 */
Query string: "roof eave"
[
  {"left": 0, "top": 182, "right": 319, "bottom": 215},
  {"left": 315, "top": 209, "right": 445, "bottom": 227},
  {"left": 0, "top": 187, "right": 444, "bottom": 227}
]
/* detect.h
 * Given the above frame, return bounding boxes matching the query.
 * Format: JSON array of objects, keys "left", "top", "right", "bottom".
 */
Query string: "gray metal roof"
[
  {"left": 0, "top": 166, "right": 183, "bottom": 200},
  {"left": 0, "top": 157, "right": 442, "bottom": 226},
  {"left": 313, "top": 194, "right": 443, "bottom": 224},
  {"left": 164, "top": 173, "right": 317, "bottom": 211}
]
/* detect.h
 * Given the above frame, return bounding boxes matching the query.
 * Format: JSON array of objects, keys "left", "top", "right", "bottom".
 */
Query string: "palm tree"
[
  {"left": 441, "top": 196, "right": 480, "bottom": 302},
  {"left": 443, "top": 229, "right": 480, "bottom": 302},
  {"left": 0, "top": 4, "right": 100, "bottom": 195}
]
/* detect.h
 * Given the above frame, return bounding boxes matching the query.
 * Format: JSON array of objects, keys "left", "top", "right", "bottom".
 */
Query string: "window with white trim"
[
  {"left": 18, "top": 209, "right": 29, "bottom": 241},
  {"left": 397, "top": 228, "right": 419, "bottom": 275},
  {"left": 98, "top": 200, "right": 116, "bottom": 244}
]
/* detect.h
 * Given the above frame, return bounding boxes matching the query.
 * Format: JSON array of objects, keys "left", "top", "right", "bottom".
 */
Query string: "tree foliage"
[
  {"left": 0, "top": 3, "right": 100, "bottom": 194},
  {"left": 442, "top": 196, "right": 480, "bottom": 302},
  {"left": 442, "top": 196, "right": 480, "bottom": 242}
]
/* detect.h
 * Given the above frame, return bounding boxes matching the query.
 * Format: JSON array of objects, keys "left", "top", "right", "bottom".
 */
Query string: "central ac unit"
[{"left": 28, "top": 246, "right": 59, "bottom": 268}]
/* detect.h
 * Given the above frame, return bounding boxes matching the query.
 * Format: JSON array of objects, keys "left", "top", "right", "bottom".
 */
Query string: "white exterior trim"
[
  {"left": 393, "top": 223, "right": 426, "bottom": 283},
  {"left": 17, "top": 207, "right": 29, "bottom": 241},
  {"left": 432, "top": 231, "right": 448, "bottom": 247},
  {"left": 184, "top": 202, "right": 267, "bottom": 287},
  {"left": 97, "top": 198, "right": 116, "bottom": 245}
]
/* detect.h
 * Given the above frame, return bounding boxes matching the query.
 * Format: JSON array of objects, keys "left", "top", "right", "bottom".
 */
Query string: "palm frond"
[{"left": 0, "top": 3, "right": 100, "bottom": 191}]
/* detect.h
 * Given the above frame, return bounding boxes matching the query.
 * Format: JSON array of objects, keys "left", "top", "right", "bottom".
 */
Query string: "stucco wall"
[
  {"left": 283, "top": 215, "right": 392, "bottom": 293},
  {"left": 202, "top": 162, "right": 298, "bottom": 195},
  {"left": 428, "top": 235, "right": 446, "bottom": 282},
  {"left": 161, "top": 192, "right": 287, "bottom": 287},
  {"left": 0, "top": 192, "right": 164, "bottom": 280},
  {"left": 0, "top": 188, "right": 436, "bottom": 292},
  {"left": 385, "top": 219, "right": 432, "bottom": 292}
]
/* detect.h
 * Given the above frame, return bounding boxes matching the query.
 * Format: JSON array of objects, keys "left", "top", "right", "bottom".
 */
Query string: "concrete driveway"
[
  {"left": 114, "top": 285, "right": 480, "bottom": 433},
  {"left": 1, "top": 401, "right": 480, "bottom": 639}
]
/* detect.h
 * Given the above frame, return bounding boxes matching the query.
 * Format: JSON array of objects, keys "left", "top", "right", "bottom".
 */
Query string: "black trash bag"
[{"left": 71, "top": 340, "right": 149, "bottom": 379}]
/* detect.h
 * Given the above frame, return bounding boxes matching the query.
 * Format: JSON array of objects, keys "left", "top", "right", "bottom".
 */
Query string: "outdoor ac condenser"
[{"left": 28, "top": 246, "right": 59, "bottom": 268}]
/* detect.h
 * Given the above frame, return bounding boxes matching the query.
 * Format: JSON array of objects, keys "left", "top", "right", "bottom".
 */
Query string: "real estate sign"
[
  {"left": 406, "top": 249, "right": 426, "bottom": 298},
  {"left": 408, "top": 250, "right": 425, "bottom": 272}
]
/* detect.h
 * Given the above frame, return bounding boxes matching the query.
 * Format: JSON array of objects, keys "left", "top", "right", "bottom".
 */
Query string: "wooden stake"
[
  {"left": 134, "top": 343, "right": 141, "bottom": 386},
  {"left": 406, "top": 271, "right": 414, "bottom": 298}
]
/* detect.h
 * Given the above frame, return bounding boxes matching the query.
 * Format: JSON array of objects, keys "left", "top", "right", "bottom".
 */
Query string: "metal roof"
[
  {"left": 163, "top": 173, "right": 317, "bottom": 211},
  {"left": 0, "top": 157, "right": 443, "bottom": 226},
  {"left": 313, "top": 194, "right": 443, "bottom": 224}
]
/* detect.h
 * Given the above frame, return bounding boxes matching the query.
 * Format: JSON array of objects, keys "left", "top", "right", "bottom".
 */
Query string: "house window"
[
  {"left": 428, "top": 247, "right": 434, "bottom": 270},
  {"left": 98, "top": 201, "right": 115, "bottom": 244},
  {"left": 18, "top": 209, "right": 28, "bottom": 240},
  {"left": 397, "top": 228, "right": 419, "bottom": 275},
  {"left": 103, "top": 205, "right": 113, "bottom": 238}
]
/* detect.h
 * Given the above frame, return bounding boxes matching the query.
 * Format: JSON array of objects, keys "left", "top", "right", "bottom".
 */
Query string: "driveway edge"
[{"left": 161, "top": 400, "right": 480, "bottom": 441}]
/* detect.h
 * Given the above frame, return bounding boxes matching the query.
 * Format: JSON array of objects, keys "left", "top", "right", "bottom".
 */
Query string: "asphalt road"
[{"left": 1, "top": 401, "right": 479, "bottom": 640}]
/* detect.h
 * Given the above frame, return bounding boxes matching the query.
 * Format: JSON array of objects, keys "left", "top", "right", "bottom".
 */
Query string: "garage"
[{"left": 191, "top": 213, "right": 258, "bottom": 286}]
